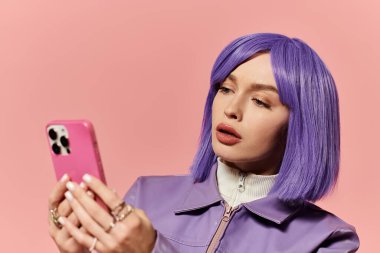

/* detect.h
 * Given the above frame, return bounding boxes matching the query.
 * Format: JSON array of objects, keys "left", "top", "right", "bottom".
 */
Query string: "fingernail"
[
  {"left": 79, "top": 182, "right": 86, "bottom": 189},
  {"left": 60, "top": 174, "right": 69, "bottom": 182},
  {"left": 58, "top": 217, "right": 65, "bottom": 225},
  {"left": 83, "top": 174, "right": 92, "bottom": 183},
  {"left": 65, "top": 191, "right": 73, "bottom": 201},
  {"left": 66, "top": 181, "right": 75, "bottom": 191}
]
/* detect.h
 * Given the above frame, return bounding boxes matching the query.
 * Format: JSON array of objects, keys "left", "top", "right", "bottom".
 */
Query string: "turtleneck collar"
[{"left": 216, "top": 156, "right": 278, "bottom": 208}]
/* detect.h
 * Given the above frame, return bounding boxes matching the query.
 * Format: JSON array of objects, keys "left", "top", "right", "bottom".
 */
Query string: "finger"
[
  {"left": 58, "top": 187, "right": 94, "bottom": 218},
  {"left": 79, "top": 182, "right": 88, "bottom": 190},
  {"left": 86, "top": 190, "right": 95, "bottom": 199},
  {"left": 66, "top": 182, "right": 114, "bottom": 230},
  {"left": 64, "top": 191, "right": 114, "bottom": 247},
  {"left": 49, "top": 200, "right": 89, "bottom": 247},
  {"left": 48, "top": 174, "right": 70, "bottom": 209},
  {"left": 57, "top": 199, "right": 72, "bottom": 217},
  {"left": 58, "top": 216, "right": 108, "bottom": 252},
  {"left": 50, "top": 218, "right": 75, "bottom": 247},
  {"left": 110, "top": 206, "right": 143, "bottom": 239},
  {"left": 48, "top": 214, "right": 59, "bottom": 238},
  {"left": 82, "top": 174, "right": 123, "bottom": 210},
  {"left": 55, "top": 236, "right": 84, "bottom": 253},
  {"left": 49, "top": 186, "right": 96, "bottom": 238},
  {"left": 67, "top": 209, "right": 80, "bottom": 227}
]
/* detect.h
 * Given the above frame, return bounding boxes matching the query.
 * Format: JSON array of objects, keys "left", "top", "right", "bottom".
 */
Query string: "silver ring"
[{"left": 89, "top": 237, "right": 97, "bottom": 252}]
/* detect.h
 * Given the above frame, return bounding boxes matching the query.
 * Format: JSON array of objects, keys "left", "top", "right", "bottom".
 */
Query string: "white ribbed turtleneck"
[{"left": 216, "top": 156, "right": 278, "bottom": 208}]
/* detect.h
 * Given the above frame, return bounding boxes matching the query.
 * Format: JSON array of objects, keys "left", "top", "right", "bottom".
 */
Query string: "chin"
[
  {"left": 213, "top": 144, "right": 264, "bottom": 163},
  {"left": 213, "top": 146, "right": 244, "bottom": 163}
]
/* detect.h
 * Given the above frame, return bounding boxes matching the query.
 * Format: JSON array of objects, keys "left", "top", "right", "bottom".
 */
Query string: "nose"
[{"left": 224, "top": 96, "right": 243, "bottom": 121}]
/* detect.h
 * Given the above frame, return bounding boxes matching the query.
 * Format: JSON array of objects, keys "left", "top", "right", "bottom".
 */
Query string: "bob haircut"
[{"left": 190, "top": 33, "right": 340, "bottom": 203}]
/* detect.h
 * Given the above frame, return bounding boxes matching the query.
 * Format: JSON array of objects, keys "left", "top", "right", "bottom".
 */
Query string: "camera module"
[
  {"left": 52, "top": 143, "right": 61, "bottom": 154},
  {"left": 48, "top": 129, "right": 57, "bottom": 140},
  {"left": 60, "top": 136, "right": 69, "bottom": 147}
]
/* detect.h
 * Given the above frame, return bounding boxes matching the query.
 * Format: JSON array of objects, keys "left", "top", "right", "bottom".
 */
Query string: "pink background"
[{"left": 0, "top": 0, "right": 378, "bottom": 252}]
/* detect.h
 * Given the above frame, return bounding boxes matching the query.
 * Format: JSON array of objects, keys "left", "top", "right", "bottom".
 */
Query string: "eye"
[
  {"left": 252, "top": 98, "right": 271, "bottom": 109},
  {"left": 218, "top": 86, "right": 231, "bottom": 94}
]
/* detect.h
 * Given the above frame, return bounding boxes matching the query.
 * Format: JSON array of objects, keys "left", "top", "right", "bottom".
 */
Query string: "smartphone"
[{"left": 45, "top": 119, "right": 107, "bottom": 185}]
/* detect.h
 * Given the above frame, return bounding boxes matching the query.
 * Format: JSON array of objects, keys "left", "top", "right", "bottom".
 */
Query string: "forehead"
[{"left": 227, "top": 52, "right": 277, "bottom": 90}]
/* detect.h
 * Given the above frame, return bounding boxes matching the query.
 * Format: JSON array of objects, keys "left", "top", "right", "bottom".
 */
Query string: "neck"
[
  {"left": 216, "top": 157, "right": 278, "bottom": 207},
  {"left": 219, "top": 155, "right": 282, "bottom": 175}
]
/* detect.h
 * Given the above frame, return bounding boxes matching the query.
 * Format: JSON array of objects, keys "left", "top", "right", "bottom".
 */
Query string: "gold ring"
[
  {"left": 89, "top": 237, "right": 97, "bottom": 252},
  {"left": 111, "top": 201, "right": 126, "bottom": 217},
  {"left": 114, "top": 204, "right": 134, "bottom": 222},
  {"left": 49, "top": 207, "right": 62, "bottom": 229},
  {"left": 105, "top": 220, "right": 116, "bottom": 233}
]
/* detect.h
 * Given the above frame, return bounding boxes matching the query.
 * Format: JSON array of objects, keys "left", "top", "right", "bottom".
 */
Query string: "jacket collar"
[{"left": 174, "top": 162, "right": 303, "bottom": 225}]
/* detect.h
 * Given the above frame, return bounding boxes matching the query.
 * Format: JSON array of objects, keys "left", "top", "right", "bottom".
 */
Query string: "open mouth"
[
  {"left": 216, "top": 123, "right": 241, "bottom": 139},
  {"left": 216, "top": 127, "right": 241, "bottom": 145},
  {"left": 218, "top": 129, "right": 238, "bottom": 138}
]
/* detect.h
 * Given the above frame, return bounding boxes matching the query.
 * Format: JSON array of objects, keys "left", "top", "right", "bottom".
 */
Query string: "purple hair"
[{"left": 190, "top": 33, "right": 340, "bottom": 203}]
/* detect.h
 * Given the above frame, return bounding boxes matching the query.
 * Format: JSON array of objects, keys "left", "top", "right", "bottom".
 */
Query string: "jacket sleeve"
[
  {"left": 123, "top": 177, "right": 181, "bottom": 253},
  {"left": 316, "top": 227, "right": 360, "bottom": 253}
]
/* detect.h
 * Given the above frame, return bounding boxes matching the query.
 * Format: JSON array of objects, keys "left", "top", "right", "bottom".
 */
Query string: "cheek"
[
  {"left": 211, "top": 100, "right": 218, "bottom": 136},
  {"left": 243, "top": 113, "right": 288, "bottom": 146},
  {"left": 211, "top": 97, "right": 222, "bottom": 120}
]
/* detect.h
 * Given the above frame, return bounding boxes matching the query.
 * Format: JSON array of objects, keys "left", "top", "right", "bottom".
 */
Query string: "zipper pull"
[
  {"left": 222, "top": 203, "right": 234, "bottom": 222},
  {"left": 238, "top": 172, "right": 246, "bottom": 192}
]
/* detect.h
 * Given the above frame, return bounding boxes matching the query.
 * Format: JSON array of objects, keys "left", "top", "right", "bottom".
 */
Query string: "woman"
[{"left": 48, "top": 33, "right": 360, "bottom": 252}]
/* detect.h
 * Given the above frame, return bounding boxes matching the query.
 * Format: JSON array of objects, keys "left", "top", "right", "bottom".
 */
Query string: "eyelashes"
[
  {"left": 217, "top": 86, "right": 271, "bottom": 109},
  {"left": 218, "top": 86, "right": 230, "bottom": 94},
  {"left": 252, "top": 98, "right": 271, "bottom": 109}
]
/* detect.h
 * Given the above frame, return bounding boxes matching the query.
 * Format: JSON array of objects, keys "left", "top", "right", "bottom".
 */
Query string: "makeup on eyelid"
[{"left": 218, "top": 86, "right": 272, "bottom": 109}]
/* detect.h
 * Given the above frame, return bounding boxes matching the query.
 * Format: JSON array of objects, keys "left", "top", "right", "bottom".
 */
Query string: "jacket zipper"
[
  {"left": 238, "top": 172, "right": 246, "bottom": 192},
  {"left": 206, "top": 201, "right": 239, "bottom": 253}
]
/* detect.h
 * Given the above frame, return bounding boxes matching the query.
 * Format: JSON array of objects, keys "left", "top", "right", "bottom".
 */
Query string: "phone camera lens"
[
  {"left": 60, "top": 136, "right": 69, "bottom": 147},
  {"left": 49, "top": 129, "right": 57, "bottom": 140},
  {"left": 52, "top": 143, "right": 61, "bottom": 154}
]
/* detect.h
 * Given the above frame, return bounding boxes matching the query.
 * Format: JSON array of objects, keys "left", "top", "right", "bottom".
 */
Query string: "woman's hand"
[
  {"left": 48, "top": 174, "right": 92, "bottom": 253},
  {"left": 58, "top": 174, "right": 157, "bottom": 253}
]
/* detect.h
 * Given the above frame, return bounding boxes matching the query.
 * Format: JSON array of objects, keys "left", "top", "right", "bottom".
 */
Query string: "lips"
[{"left": 216, "top": 123, "right": 241, "bottom": 139}]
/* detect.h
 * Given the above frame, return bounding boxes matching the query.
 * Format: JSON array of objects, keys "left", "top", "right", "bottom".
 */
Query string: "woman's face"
[{"left": 211, "top": 52, "right": 289, "bottom": 175}]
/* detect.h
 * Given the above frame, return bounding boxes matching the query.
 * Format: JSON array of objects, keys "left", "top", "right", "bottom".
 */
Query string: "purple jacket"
[{"left": 123, "top": 163, "right": 360, "bottom": 253}]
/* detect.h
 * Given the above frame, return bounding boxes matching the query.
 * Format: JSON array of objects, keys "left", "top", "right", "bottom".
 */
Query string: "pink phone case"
[{"left": 46, "top": 119, "right": 107, "bottom": 185}]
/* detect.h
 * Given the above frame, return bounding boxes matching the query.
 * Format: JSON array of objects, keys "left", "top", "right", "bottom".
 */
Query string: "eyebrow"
[{"left": 225, "top": 74, "right": 278, "bottom": 94}]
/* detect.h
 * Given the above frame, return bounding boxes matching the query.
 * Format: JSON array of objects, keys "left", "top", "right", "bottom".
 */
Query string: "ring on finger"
[
  {"left": 49, "top": 207, "right": 62, "bottom": 229},
  {"left": 110, "top": 201, "right": 126, "bottom": 217},
  {"left": 114, "top": 203, "right": 134, "bottom": 222},
  {"left": 89, "top": 237, "right": 98, "bottom": 252},
  {"left": 105, "top": 220, "right": 116, "bottom": 233}
]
